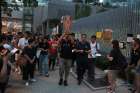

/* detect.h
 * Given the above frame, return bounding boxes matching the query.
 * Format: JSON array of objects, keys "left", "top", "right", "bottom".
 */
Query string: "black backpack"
[{"left": 118, "top": 54, "right": 128, "bottom": 70}]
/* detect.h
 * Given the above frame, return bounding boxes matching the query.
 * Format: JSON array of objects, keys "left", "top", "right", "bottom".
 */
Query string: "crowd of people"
[{"left": 0, "top": 31, "right": 140, "bottom": 93}]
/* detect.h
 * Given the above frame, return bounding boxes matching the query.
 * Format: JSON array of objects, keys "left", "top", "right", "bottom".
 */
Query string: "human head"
[
  {"left": 24, "top": 31, "right": 31, "bottom": 39},
  {"left": 17, "top": 32, "right": 23, "bottom": 38},
  {"left": 70, "top": 33, "right": 75, "bottom": 39},
  {"left": 28, "top": 39, "right": 34, "bottom": 47},
  {"left": 112, "top": 40, "right": 119, "bottom": 49},
  {"left": 91, "top": 35, "right": 96, "bottom": 43},
  {"left": 81, "top": 34, "right": 87, "bottom": 42},
  {"left": 132, "top": 38, "right": 140, "bottom": 50},
  {"left": 43, "top": 36, "right": 48, "bottom": 43}
]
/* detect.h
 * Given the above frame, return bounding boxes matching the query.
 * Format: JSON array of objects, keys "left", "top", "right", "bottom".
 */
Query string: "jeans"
[{"left": 39, "top": 54, "right": 49, "bottom": 75}]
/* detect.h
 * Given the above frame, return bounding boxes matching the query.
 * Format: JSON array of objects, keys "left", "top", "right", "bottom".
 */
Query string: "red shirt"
[{"left": 49, "top": 40, "right": 58, "bottom": 55}]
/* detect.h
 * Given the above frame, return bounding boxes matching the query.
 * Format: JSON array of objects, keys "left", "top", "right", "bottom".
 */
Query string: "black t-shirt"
[
  {"left": 108, "top": 48, "right": 123, "bottom": 70},
  {"left": 130, "top": 49, "right": 140, "bottom": 66},
  {"left": 23, "top": 46, "right": 36, "bottom": 60},
  {"left": 75, "top": 41, "right": 91, "bottom": 59},
  {"left": 39, "top": 42, "right": 49, "bottom": 55},
  {"left": 60, "top": 39, "right": 73, "bottom": 59}
]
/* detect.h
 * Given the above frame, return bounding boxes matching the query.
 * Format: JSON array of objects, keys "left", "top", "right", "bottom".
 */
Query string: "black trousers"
[
  {"left": 76, "top": 58, "right": 88, "bottom": 81},
  {"left": 0, "top": 82, "right": 7, "bottom": 93},
  {"left": 87, "top": 58, "right": 96, "bottom": 80},
  {"left": 49, "top": 57, "right": 56, "bottom": 70},
  {"left": 22, "top": 63, "right": 36, "bottom": 81}
]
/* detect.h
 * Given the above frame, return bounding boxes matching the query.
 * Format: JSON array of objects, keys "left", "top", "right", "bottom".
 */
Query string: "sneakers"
[
  {"left": 70, "top": 68, "right": 73, "bottom": 73},
  {"left": 30, "top": 79, "right": 37, "bottom": 82},
  {"left": 45, "top": 74, "right": 49, "bottom": 77},
  {"left": 64, "top": 80, "right": 68, "bottom": 86},
  {"left": 59, "top": 79, "right": 63, "bottom": 85},
  {"left": 25, "top": 82, "right": 29, "bottom": 86}
]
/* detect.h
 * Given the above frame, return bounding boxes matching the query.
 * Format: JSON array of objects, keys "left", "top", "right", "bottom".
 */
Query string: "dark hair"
[
  {"left": 28, "top": 39, "right": 34, "bottom": 45},
  {"left": 17, "top": 32, "right": 23, "bottom": 35},
  {"left": 70, "top": 33, "right": 75, "bottom": 37},
  {"left": 81, "top": 34, "right": 87, "bottom": 37},
  {"left": 112, "top": 40, "right": 119, "bottom": 49},
  {"left": 133, "top": 38, "right": 140, "bottom": 49},
  {"left": 0, "top": 45, "right": 5, "bottom": 52},
  {"left": 91, "top": 35, "right": 96, "bottom": 39}
]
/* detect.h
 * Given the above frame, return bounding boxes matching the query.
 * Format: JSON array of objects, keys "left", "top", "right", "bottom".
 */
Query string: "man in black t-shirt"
[
  {"left": 58, "top": 34, "right": 74, "bottom": 86},
  {"left": 75, "top": 34, "right": 91, "bottom": 85},
  {"left": 22, "top": 39, "right": 36, "bottom": 86}
]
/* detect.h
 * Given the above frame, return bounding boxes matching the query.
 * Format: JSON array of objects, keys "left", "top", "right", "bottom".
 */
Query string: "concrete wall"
[{"left": 33, "top": 0, "right": 75, "bottom": 32}]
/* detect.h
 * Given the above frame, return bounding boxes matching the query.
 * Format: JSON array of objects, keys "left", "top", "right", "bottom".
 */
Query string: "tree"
[{"left": 0, "top": 0, "right": 38, "bottom": 34}]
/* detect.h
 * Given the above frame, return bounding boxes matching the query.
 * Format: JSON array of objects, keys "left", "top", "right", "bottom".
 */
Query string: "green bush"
[{"left": 95, "top": 56, "right": 109, "bottom": 70}]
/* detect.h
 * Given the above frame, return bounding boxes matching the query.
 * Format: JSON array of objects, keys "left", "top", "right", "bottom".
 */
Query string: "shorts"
[{"left": 105, "top": 70, "right": 119, "bottom": 80}]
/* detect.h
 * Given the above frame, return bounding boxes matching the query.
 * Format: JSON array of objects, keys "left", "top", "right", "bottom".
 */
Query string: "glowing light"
[{"left": 99, "top": 0, "right": 104, "bottom": 3}]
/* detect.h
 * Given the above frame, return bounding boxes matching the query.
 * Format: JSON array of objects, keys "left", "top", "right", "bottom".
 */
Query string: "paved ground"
[{"left": 5, "top": 68, "right": 130, "bottom": 93}]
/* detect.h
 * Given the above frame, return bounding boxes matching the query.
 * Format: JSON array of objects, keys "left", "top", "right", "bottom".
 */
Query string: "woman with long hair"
[{"left": 107, "top": 40, "right": 124, "bottom": 93}]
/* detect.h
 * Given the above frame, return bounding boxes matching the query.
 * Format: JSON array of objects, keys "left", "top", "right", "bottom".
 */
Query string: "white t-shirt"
[
  {"left": 88, "top": 42, "right": 100, "bottom": 58},
  {"left": 3, "top": 43, "right": 12, "bottom": 51},
  {"left": 18, "top": 38, "right": 28, "bottom": 49}
]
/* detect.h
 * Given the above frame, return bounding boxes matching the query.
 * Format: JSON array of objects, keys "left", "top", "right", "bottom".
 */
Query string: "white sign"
[
  {"left": 127, "top": 37, "right": 133, "bottom": 43},
  {"left": 137, "top": 34, "right": 140, "bottom": 39}
]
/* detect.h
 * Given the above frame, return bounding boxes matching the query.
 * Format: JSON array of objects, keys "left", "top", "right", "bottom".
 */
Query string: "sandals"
[{"left": 107, "top": 86, "right": 116, "bottom": 93}]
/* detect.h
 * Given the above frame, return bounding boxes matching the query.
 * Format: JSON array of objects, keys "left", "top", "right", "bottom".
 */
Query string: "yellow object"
[{"left": 96, "top": 32, "right": 102, "bottom": 39}]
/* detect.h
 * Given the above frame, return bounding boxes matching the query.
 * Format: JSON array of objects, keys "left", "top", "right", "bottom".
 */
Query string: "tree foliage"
[{"left": 75, "top": 4, "right": 91, "bottom": 19}]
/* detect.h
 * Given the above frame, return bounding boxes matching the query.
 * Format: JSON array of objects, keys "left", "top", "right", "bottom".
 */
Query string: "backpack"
[{"left": 118, "top": 55, "right": 128, "bottom": 70}]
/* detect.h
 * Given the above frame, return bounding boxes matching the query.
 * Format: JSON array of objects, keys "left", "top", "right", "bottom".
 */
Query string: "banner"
[
  {"left": 62, "top": 16, "right": 72, "bottom": 34},
  {"left": 102, "top": 29, "right": 112, "bottom": 40},
  {"left": 127, "top": 34, "right": 133, "bottom": 43}
]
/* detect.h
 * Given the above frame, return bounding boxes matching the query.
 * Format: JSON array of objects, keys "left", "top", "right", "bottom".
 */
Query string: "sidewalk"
[
  {"left": 6, "top": 69, "right": 93, "bottom": 93},
  {"left": 5, "top": 67, "right": 130, "bottom": 93}
]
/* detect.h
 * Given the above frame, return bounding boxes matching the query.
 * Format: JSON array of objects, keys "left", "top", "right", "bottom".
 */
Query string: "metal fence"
[{"left": 72, "top": 2, "right": 140, "bottom": 57}]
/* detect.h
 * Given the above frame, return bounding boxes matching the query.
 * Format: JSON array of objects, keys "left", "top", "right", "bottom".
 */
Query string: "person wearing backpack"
[{"left": 107, "top": 40, "right": 126, "bottom": 93}]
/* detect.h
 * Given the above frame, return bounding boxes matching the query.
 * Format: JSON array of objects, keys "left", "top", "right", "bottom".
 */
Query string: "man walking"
[
  {"left": 58, "top": 34, "right": 74, "bottom": 86},
  {"left": 75, "top": 34, "right": 91, "bottom": 85}
]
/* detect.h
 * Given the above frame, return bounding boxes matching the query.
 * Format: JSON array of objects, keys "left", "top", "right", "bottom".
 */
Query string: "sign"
[
  {"left": 137, "top": 34, "right": 140, "bottom": 39},
  {"left": 102, "top": 29, "right": 112, "bottom": 40},
  {"left": 62, "top": 16, "right": 72, "bottom": 34},
  {"left": 127, "top": 34, "right": 133, "bottom": 43},
  {"left": 119, "top": 42, "right": 126, "bottom": 49},
  {"left": 96, "top": 32, "right": 102, "bottom": 39}
]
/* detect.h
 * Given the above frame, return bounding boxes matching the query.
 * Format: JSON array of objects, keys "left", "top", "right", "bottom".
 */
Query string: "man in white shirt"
[
  {"left": 88, "top": 35, "right": 100, "bottom": 81},
  {"left": 18, "top": 32, "right": 29, "bottom": 49}
]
